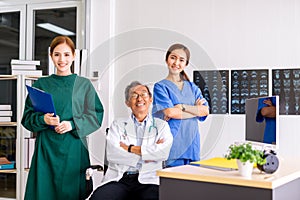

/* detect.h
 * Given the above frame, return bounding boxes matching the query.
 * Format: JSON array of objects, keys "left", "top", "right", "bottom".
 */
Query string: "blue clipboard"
[{"left": 25, "top": 85, "right": 56, "bottom": 117}]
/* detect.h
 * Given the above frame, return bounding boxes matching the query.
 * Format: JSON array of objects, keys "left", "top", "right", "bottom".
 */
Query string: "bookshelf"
[
  {"left": 19, "top": 76, "right": 38, "bottom": 200},
  {"left": 0, "top": 75, "right": 40, "bottom": 200},
  {"left": 0, "top": 75, "right": 21, "bottom": 200}
]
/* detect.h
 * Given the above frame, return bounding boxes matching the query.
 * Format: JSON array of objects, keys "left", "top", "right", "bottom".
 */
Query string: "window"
[
  {"left": 0, "top": 1, "right": 82, "bottom": 76},
  {"left": 0, "top": 12, "right": 20, "bottom": 74},
  {"left": 34, "top": 7, "right": 77, "bottom": 75}
]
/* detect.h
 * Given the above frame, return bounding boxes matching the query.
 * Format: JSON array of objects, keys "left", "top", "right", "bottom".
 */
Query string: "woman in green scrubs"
[{"left": 21, "top": 36, "right": 104, "bottom": 200}]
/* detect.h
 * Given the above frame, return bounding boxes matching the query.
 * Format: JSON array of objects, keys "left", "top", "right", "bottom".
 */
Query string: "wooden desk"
[{"left": 157, "top": 160, "right": 300, "bottom": 200}]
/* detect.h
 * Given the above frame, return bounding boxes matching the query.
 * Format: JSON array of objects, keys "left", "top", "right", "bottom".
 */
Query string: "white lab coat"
[{"left": 101, "top": 115, "right": 173, "bottom": 186}]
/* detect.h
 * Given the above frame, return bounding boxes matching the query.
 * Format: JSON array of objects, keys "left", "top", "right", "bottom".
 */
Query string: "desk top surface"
[{"left": 157, "top": 158, "right": 300, "bottom": 189}]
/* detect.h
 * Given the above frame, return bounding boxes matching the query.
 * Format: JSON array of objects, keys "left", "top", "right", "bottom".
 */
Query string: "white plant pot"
[{"left": 237, "top": 159, "right": 253, "bottom": 178}]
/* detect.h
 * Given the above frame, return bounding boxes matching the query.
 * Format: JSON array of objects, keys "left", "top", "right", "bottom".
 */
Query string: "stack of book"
[
  {"left": 0, "top": 104, "right": 12, "bottom": 122},
  {"left": 11, "top": 59, "right": 42, "bottom": 76}
]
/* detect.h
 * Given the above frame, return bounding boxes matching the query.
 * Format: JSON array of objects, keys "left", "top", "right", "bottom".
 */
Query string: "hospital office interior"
[{"left": 0, "top": 0, "right": 300, "bottom": 198}]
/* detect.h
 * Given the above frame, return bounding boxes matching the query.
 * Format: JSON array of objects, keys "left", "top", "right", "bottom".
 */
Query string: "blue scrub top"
[
  {"left": 152, "top": 79, "right": 208, "bottom": 163},
  {"left": 256, "top": 97, "right": 276, "bottom": 144}
]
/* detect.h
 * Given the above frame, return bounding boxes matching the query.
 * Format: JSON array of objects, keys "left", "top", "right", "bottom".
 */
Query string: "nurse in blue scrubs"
[
  {"left": 256, "top": 97, "right": 276, "bottom": 144},
  {"left": 152, "top": 43, "right": 209, "bottom": 167}
]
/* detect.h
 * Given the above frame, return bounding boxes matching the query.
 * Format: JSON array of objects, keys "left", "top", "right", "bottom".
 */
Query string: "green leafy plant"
[{"left": 225, "top": 143, "right": 266, "bottom": 165}]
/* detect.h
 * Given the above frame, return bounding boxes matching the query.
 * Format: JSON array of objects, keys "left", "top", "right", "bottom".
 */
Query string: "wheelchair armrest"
[
  {"left": 88, "top": 165, "right": 104, "bottom": 171},
  {"left": 85, "top": 165, "right": 105, "bottom": 181}
]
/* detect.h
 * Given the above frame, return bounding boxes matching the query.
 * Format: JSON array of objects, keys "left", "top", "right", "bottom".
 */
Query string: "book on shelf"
[
  {"left": 10, "top": 59, "right": 42, "bottom": 76},
  {"left": 11, "top": 59, "right": 40, "bottom": 66},
  {"left": 0, "top": 104, "right": 11, "bottom": 110},
  {"left": 74, "top": 49, "right": 80, "bottom": 75},
  {"left": 0, "top": 110, "right": 12, "bottom": 116},
  {"left": 11, "top": 64, "right": 37, "bottom": 70},
  {"left": 80, "top": 49, "right": 88, "bottom": 76},
  {"left": 48, "top": 47, "right": 56, "bottom": 75},
  {"left": 0, "top": 157, "right": 14, "bottom": 170},
  {"left": 0, "top": 117, "right": 11, "bottom": 122},
  {"left": 0, "top": 162, "right": 15, "bottom": 170},
  {"left": 23, "top": 129, "right": 33, "bottom": 138},
  {"left": 12, "top": 69, "right": 43, "bottom": 76}
]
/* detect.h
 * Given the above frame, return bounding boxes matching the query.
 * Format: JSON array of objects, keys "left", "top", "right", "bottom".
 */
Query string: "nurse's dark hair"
[
  {"left": 49, "top": 35, "right": 75, "bottom": 56},
  {"left": 165, "top": 43, "right": 190, "bottom": 81},
  {"left": 125, "top": 81, "right": 152, "bottom": 102}
]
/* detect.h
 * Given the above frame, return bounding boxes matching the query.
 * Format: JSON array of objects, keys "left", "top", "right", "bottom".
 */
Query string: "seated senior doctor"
[{"left": 90, "top": 81, "right": 173, "bottom": 200}]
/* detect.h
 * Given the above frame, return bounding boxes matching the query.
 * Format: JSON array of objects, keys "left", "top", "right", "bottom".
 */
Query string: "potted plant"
[{"left": 225, "top": 142, "right": 266, "bottom": 178}]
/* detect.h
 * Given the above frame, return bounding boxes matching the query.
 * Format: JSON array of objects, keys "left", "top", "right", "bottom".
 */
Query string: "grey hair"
[{"left": 125, "top": 81, "right": 152, "bottom": 102}]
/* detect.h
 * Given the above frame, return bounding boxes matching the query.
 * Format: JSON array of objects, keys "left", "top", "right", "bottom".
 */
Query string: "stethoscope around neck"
[{"left": 121, "top": 117, "right": 158, "bottom": 141}]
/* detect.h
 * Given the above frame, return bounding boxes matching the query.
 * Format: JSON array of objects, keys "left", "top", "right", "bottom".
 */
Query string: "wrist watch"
[
  {"left": 128, "top": 144, "right": 134, "bottom": 152},
  {"left": 181, "top": 104, "right": 186, "bottom": 111}
]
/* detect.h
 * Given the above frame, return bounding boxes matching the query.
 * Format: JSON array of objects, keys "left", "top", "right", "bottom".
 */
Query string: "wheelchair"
[{"left": 85, "top": 128, "right": 109, "bottom": 199}]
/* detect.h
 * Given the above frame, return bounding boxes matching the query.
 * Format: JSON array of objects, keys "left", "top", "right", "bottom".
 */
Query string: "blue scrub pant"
[
  {"left": 89, "top": 173, "right": 158, "bottom": 200},
  {"left": 166, "top": 159, "right": 193, "bottom": 167}
]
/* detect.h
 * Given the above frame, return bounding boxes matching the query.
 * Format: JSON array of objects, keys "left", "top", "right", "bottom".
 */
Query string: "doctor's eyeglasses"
[{"left": 130, "top": 92, "right": 149, "bottom": 100}]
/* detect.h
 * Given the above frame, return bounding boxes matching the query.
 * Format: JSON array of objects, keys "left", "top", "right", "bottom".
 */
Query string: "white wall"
[{"left": 89, "top": 0, "right": 300, "bottom": 161}]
